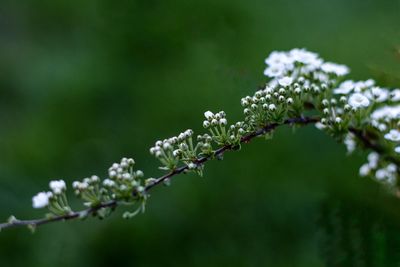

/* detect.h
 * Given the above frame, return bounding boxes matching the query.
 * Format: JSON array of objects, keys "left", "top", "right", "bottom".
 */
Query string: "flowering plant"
[{"left": 1, "top": 48, "right": 399, "bottom": 232}]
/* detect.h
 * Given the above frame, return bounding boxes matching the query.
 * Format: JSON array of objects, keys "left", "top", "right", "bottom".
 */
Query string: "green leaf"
[
  {"left": 27, "top": 224, "right": 36, "bottom": 234},
  {"left": 264, "top": 131, "right": 274, "bottom": 140}
]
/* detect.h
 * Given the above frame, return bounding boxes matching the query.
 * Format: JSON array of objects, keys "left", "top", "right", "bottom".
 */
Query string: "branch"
[
  {"left": 349, "top": 127, "right": 400, "bottom": 166},
  {"left": 0, "top": 116, "right": 318, "bottom": 231},
  {"left": 3, "top": 48, "right": 400, "bottom": 233}
]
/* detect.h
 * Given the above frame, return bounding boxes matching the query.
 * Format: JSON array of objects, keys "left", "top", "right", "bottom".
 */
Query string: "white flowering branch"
[
  {"left": 0, "top": 117, "right": 318, "bottom": 231},
  {"left": 2, "top": 48, "right": 400, "bottom": 232}
]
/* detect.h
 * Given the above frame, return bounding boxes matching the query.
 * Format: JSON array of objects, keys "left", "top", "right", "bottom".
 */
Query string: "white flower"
[
  {"left": 188, "top": 162, "right": 197, "bottom": 169},
  {"left": 315, "top": 122, "right": 326, "bottom": 130},
  {"left": 384, "top": 129, "right": 400, "bottom": 141},
  {"left": 333, "top": 80, "right": 355, "bottom": 95},
  {"left": 375, "top": 169, "right": 387, "bottom": 180},
  {"left": 91, "top": 175, "right": 99, "bottom": 183},
  {"left": 395, "top": 146, "right": 400, "bottom": 153},
  {"left": 367, "top": 152, "right": 379, "bottom": 169},
  {"left": 72, "top": 181, "right": 89, "bottom": 190},
  {"left": 263, "top": 65, "right": 285, "bottom": 77},
  {"left": 391, "top": 89, "right": 400, "bottom": 102},
  {"left": 278, "top": 76, "right": 293, "bottom": 87},
  {"left": 364, "top": 87, "right": 389, "bottom": 102},
  {"left": 265, "top": 51, "right": 292, "bottom": 66},
  {"left": 103, "top": 179, "right": 115, "bottom": 187},
  {"left": 289, "top": 48, "right": 320, "bottom": 66},
  {"left": 359, "top": 164, "right": 370, "bottom": 177},
  {"left": 321, "top": 62, "right": 349, "bottom": 76},
  {"left": 32, "top": 191, "right": 52, "bottom": 209},
  {"left": 49, "top": 180, "right": 66, "bottom": 194},
  {"left": 378, "top": 124, "right": 387, "bottom": 132},
  {"left": 371, "top": 105, "right": 400, "bottom": 121},
  {"left": 387, "top": 164, "right": 397, "bottom": 173},
  {"left": 348, "top": 93, "right": 370, "bottom": 108},
  {"left": 344, "top": 134, "right": 356, "bottom": 154}
]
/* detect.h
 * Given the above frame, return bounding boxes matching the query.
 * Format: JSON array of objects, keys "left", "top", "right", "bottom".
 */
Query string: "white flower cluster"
[
  {"left": 105, "top": 157, "right": 145, "bottom": 199},
  {"left": 149, "top": 111, "right": 248, "bottom": 174},
  {"left": 49, "top": 180, "right": 66, "bottom": 195},
  {"left": 264, "top": 48, "right": 349, "bottom": 80},
  {"left": 32, "top": 192, "right": 53, "bottom": 209},
  {"left": 241, "top": 84, "right": 296, "bottom": 127},
  {"left": 330, "top": 79, "right": 400, "bottom": 156},
  {"left": 25, "top": 48, "right": 400, "bottom": 226},
  {"left": 71, "top": 157, "right": 146, "bottom": 208},
  {"left": 334, "top": 79, "right": 392, "bottom": 110},
  {"left": 262, "top": 48, "right": 400, "bottom": 187},
  {"left": 203, "top": 111, "right": 227, "bottom": 128},
  {"left": 359, "top": 152, "right": 397, "bottom": 185},
  {"left": 32, "top": 179, "right": 70, "bottom": 214},
  {"left": 203, "top": 111, "right": 246, "bottom": 146},
  {"left": 343, "top": 133, "right": 356, "bottom": 154},
  {"left": 150, "top": 129, "right": 196, "bottom": 170},
  {"left": 196, "top": 133, "right": 214, "bottom": 156},
  {"left": 72, "top": 175, "right": 102, "bottom": 206},
  {"left": 259, "top": 48, "right": 353, "bottom": 131}
]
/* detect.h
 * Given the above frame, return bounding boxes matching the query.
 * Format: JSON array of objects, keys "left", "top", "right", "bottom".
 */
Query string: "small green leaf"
[
  {"left": 27, "top": 224, "right": 36, "bottom": 234},
  {"left": 122, "top": 208, "right": 141, "bottom": 219},
  {"left": 264, "top": 131, "right": 274, "bottom": 140},
  {"left": 7, "top": 215, "right": 17, "bottom": 223},
  {"left": 163, "top": 178, "right": 171, "bottom": 186}
]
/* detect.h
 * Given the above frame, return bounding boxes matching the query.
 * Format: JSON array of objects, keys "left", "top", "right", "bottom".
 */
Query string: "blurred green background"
[{"left": 1, "top": 0, "right": 400, "bottom": 266}]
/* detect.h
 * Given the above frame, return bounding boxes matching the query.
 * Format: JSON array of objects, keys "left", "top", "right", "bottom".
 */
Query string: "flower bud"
[{"left": 268, "top": 104, "right": 276, "bottom": 111}]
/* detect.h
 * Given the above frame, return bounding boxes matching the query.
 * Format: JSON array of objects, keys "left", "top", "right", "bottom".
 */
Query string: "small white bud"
[
  {"left": 268, "top": 104, "right": 276, "bottom": 111},
  {"left": 264, "top": 86, "right": 273, "bottom": 94},
  {"left": 109, "top": 170, "right": 117, "bottom": 178},
  {"left": 203, "top": 121, "right": 210, "bottom": 128},
  {"left": 204, "top": 111, "right": 214, "bottom": 120},
  {"left": 173, "top": 149, "right": 181, "bottom": 157},
  {"left": 188, "top": 162, "right": 197, "bottom": 169},
  {"left": 91, "top": 175, "right": 99, "bottom": 183},
  {"left": 122, "top": 173, "right": 131, "bottom": 180}
]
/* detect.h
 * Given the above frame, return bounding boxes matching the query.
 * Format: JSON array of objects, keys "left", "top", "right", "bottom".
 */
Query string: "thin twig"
[{"left": 0, "top": 116, "right": 347, "bottom": 231}]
